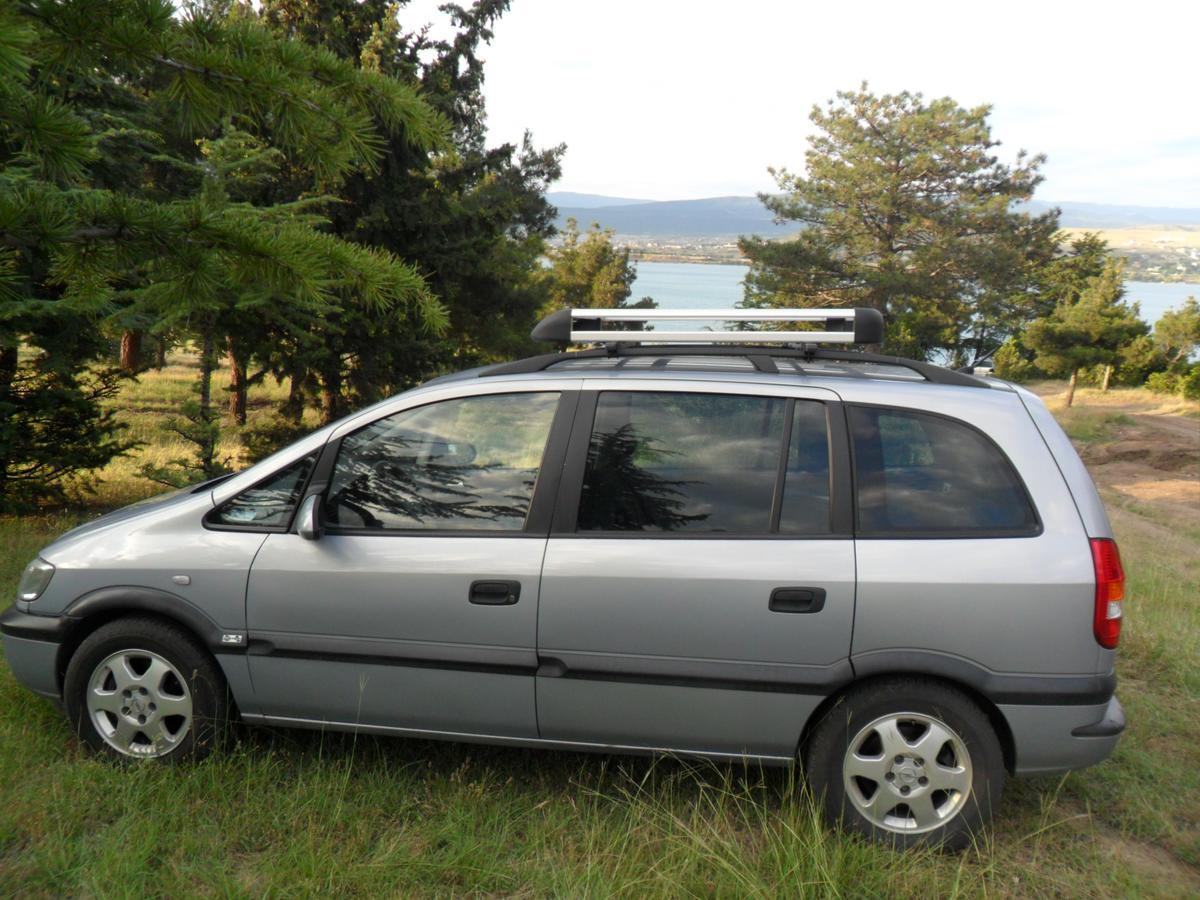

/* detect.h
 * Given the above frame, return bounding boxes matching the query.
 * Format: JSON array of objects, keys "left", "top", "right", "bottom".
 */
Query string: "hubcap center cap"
[{"left": 889, "top": 758, "right": 926, "bottom": 791}]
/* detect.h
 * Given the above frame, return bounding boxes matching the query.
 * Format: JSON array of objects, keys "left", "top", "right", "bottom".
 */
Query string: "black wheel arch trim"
[
  {"left": 60, "top": 587, "right": 241, "bottom": 655},
  {"left": 851, "top": 649, "right": 1116, "bottom": 706}
]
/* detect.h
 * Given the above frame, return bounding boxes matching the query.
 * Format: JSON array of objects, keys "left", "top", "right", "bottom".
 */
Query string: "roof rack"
[
  {"left": 487, "top": 305, "right": 987, "bottom": 388},
  {"left": 530, "top": 306, "right": 885, "bottom": 345}
]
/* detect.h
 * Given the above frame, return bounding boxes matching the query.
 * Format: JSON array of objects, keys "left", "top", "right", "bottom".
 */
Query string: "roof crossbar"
[{"left": 530, "top": 306, "right": 885, "bottom": 345}]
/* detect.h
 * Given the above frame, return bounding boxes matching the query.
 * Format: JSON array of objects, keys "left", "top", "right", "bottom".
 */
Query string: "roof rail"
[
  {"left": 481, "top": 344, "right": 989, "bottom": 388},
  {"left": 530, "top": 306, "right": 885, "bottom": 345}
]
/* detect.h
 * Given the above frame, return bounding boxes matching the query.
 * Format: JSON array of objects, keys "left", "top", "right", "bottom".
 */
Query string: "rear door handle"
[
  {"left": 469, "top": 580, "right": 521, "bottom": 605},
  {"left": 769, "top": 587, "right": 826, "bottom": 614}
]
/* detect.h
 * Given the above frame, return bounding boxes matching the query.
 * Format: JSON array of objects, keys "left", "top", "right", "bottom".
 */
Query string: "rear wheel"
[
  {"left": 64, "top": 617, "right": 229, "bottom": 763},
  {"left": 805, "top": 678, "right": 1004, "bottom": 850}
]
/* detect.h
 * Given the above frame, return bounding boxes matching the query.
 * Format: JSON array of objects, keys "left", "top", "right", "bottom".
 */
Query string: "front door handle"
[
  {"left": 469, "top": 580, "right": 521, "bottom": 605},
  {"left": 769, "top": 587, "right": 826, "bottom": 614}
]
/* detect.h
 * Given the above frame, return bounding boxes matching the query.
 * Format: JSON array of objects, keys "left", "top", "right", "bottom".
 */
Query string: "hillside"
[{"left": 552, "top": 194, "right": 1200, "bottom": 238}]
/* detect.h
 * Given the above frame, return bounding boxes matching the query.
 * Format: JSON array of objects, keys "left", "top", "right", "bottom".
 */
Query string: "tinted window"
[
  {"left": 778, "top": 401, "right": 832, "bottom": 534},
  {"left": 850, "top": 406, "right": 1038, "bottom": 535},
  {"left": 210, "top": 455, "right": 315, "bottom": 528},
  {"left": 578, "top": 392, "right": 786, "bottom": 533},
  {"left": 326, "top": 393, "right": 558, "bottom": 531}
]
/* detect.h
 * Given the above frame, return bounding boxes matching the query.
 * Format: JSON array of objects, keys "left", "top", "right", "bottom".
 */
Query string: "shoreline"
[{"left": 631, "top": 255, "right": 1200, "bottom": 286}]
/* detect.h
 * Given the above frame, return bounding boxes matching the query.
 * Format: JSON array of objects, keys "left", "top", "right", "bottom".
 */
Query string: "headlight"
[{"left": 17, "top": 558, "right": 55, "bottom": 603}]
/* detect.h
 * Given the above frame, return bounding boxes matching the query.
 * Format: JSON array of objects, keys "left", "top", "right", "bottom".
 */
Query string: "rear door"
[
  {"left": 243, "top": 387, "right": 576, "bottom": 739},
  {"left": 536, "top": 382, "right": 855, "bottom": 760}
]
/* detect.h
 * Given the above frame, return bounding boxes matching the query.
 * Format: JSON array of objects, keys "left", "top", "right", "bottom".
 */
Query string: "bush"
[
  {"left": 1145, "top": 371, "right": 1181, "bottom": 395},
  {"left": 992, "top": 339, "right": 1042, "bottom": 382},
  {"left": 1181, "top": 369, "right": 1200, "bottom": 401},
  {"left": 1145, "top": 367, "right": 1200, "bottom": 400}
]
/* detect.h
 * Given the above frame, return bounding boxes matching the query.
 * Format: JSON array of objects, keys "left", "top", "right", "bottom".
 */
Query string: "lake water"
[{"left": 630, "top": 261, "right": 1198, "bottom": 326}]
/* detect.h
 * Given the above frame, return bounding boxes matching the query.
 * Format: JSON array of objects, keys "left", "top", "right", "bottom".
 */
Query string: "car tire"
[
  {"left": 64, "top": 616, "right": 230, "bottom": 763},
  {"left": 804, "top": 678, "right": 1005, "bottom": 850}
]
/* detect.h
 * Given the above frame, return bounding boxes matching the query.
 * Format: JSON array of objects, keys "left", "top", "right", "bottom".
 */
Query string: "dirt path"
[{"left": 1031, "top": 386, "right": 1200, "bottom": 535}]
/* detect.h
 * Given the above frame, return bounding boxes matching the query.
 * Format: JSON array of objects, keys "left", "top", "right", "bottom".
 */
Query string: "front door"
[
  {"left": 536, "top": 385, "right": 856, "bottom": 760},
  {"left": 245, "top": 389, "right": 570, "bottom": 739}
]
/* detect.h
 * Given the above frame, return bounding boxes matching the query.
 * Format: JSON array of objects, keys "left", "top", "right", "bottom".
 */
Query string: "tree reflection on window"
[
  {"left": 578, "top": 423, "right": 708, "bottom": 531},
  {"left": 326, "top": 393, "right": 558, "bottom": 531},
  {"left": 213, "top": 454, "right": 315, "bottom": 528},
  {"left": 577, "top": 392, "right": 787, "bottom": 533}
]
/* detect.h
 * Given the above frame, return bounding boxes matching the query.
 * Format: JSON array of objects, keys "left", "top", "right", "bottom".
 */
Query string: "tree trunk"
[
  {"left": 154, "top": 337, "right": 167, "bottom": 370},
  {"left": 226, "top": 335, "right": 247, "bottom": 426},
  {"left": 282, "top": 368, "right": 305, "bottom": 424},
  {"left": 0, "top": 344, "right": 18, "bottom": 505},
  {"left": 1065, "top": 368, "right": 1079, "bottom": 407},
  {"left": 1101, "top": 365, "right": 1113, "bottom": 392},
  {"left": 198, "top": 328, "right": 218, "bottom": 478},
  {"left": 320, "top": 367, "right": 342, "bottom": 425},
  {"left": 119, "top": 330, "right": 142, "bottom": 372}
]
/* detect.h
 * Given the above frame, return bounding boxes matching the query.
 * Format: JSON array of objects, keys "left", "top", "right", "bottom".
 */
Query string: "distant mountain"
[
  {"left": 1028, "top": 201, "right": 1200, "bottom": 229},
  {"left": 547, "top": 191, "right": 654, "bottom": 209},
  {"left": 552, "top": 194, "right": 1200, "bottom": 237},
  {"left": 555, "top": 196, "right": 793, "bottom": 237}
]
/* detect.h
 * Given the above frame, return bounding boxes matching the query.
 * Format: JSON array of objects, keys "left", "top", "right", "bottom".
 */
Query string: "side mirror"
[{"left": 296, "top": 494, "right": 322, "bottom": 541}]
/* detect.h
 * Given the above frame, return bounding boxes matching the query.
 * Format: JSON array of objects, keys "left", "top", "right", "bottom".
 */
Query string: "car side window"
[
  {"left": 849, "top": 406, "right": 1038, "bottom": 535},
  {"left": 577, "top": 391, "right": 787, "bottom": 533},
  {"left": 325, "top": 392, "right": 559, "bottom": 532},
  {"left": 208, "top": 454, "right": 316, "bottom": 529},
  {"left": 778, "top": 401, "right": 832, "bottom": 534}
]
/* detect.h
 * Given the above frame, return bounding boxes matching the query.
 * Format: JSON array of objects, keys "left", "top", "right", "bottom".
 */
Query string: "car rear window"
[{"left": 849, "top": 406, "right": 1039, "bottom": 536}]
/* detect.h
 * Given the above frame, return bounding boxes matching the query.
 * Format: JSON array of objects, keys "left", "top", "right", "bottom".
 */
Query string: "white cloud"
[{"left": 401, "top": 0, "right": 1200, "bottom": 205}]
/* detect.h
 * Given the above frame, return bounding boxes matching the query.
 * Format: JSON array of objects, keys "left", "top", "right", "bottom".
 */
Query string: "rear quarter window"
[{"left": 849, "top": 406, "right": 1039, "bottom": 536}]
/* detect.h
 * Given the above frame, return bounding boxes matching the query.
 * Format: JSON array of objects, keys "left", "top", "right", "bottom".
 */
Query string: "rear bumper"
[
  {"left": 1, "top": 605, "right": 64, "bottom": 700},
  {"left": 1002, "top": 695, "right": 1125, "bottom": 776}
]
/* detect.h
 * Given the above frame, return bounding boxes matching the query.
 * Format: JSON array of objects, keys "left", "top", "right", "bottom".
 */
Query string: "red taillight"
[{"left": 1090, "top": 538, "right": 1125, "bottom": 649}]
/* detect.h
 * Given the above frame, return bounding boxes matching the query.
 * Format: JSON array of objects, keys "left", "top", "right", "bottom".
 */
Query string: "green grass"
[{"left": 1, "top": 372, "right": 1198, "bottom": 896}]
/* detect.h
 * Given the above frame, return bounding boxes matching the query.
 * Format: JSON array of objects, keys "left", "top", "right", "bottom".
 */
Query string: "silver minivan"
[{"left": 1, "top": 307, "right": 1126, "bottom": 848}]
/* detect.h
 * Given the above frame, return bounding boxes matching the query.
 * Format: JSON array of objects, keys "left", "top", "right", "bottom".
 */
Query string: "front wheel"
[
  {"left": 64, "top": 616, "right": 230, "bottom": 763},
  {"left": 804, "top": 678, "right": 1005, "bottom": 850}
]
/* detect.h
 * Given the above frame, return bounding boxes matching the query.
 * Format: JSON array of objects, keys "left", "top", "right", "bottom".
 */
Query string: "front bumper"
[
  {"left": 1002, "top": 695, "right": 1126, "bottom": 776},
  {"left": 0, "top": 605, "right": 65, "bottom": 700}
]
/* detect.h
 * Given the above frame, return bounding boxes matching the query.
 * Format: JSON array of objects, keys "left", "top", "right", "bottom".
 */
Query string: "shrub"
[
  {"left": 1145, "top": 371, "right": 1181, "bottom": 395},
  {"left": 1180, "top": 369, "right": 1200, "bottom": 401}
]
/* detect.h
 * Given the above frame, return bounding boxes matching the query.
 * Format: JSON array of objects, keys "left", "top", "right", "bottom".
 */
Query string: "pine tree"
[
  {"left": 257, "top": 0, "right": 565, "bottom": 424},
  {"left": 739, "top": 85, "right": 1059, "bottom": 363},
  {"left": 1024, "top": 260, "right": 1147, "bottom": 407},
  {"left": 0, "top": 0, "right": 448, "bottom": 505},
  {"left": 540, "top": 219, "right": 654, "bottom": 313}
]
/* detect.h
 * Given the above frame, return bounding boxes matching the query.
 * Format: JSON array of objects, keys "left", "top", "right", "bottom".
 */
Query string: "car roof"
[{"left": 424, "top": 350, "right": 1015, "bottom": 397}]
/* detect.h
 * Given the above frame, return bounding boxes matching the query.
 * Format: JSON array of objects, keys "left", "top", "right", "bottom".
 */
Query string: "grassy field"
[{"left": 1, "top": 366, "right": 1198, "bottom": 896}]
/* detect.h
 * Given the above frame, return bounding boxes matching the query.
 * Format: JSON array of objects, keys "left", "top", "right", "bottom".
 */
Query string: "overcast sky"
[{"left": 404, "top": 0, "right": 1200, "bottom": 206}]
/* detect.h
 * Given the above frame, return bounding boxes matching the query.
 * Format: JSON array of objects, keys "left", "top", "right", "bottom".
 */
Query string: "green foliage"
[
  {"left": 740, "top": 84, "right": 1059, "bottom": 363},
  {"left": 249, "top": 0, "right": 565, "bottom": 429},
  {"left": 992, "top": 337, "right": 1042, "bottom": 382},
  {"left": 1024, "top": 255, "right": 1147, "bottom": 403},
  {"left": 1183, "top": 369, "right": 1200, "bottom": 401},
  {"left": 1147, "top": 366, "right": 1200, "bottom": 401},
  {"left": 540, "top": 219, "right": 653, "bottom": 314},
  {"left": 1116, "top": 334, "right": 1166, "bottom": 386},
  {"left": 1025, "top": 260, "right": 1147, "bottom": 374},
  {"left": 0, "top": 0, "right": 448, "bottom": 504},
  {"left": 1154, "top": 298, "right": 1200, "bottom": 366}
]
